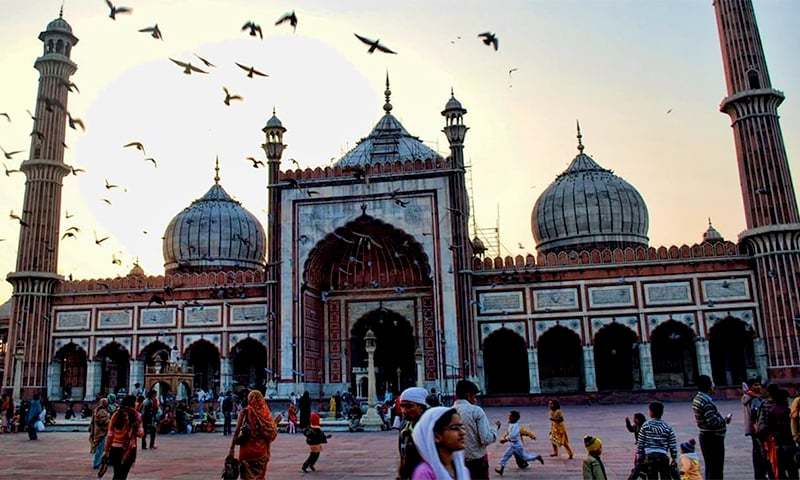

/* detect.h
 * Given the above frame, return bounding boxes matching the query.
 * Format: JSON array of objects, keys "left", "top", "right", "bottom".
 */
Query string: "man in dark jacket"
[
  {"left": 742, "top": 378, "right": 768, "bottom": 479},
  {"left": 692, "top": 375, "right": 731, "bottom": 480},
  {"left": 221, "top": 391, "right": 234, "bottom": 436}
]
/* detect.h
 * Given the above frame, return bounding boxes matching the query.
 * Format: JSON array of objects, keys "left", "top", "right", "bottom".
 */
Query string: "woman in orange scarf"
[{"left": 229, "top": 390, "right": 278, "bottom": 480}]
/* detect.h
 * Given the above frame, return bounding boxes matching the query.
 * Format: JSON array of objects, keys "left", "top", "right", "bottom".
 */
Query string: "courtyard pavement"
[{"left": 0, "top": 400, "right": 752, "bottom": 479}]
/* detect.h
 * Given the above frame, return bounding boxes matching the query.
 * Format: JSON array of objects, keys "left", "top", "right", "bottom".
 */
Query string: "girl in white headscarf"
[{"left": 410, "top": 406, "right": 471, "bottom": 480}]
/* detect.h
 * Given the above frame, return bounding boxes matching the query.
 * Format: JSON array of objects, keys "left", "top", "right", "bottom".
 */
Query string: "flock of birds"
[{"left": 0, "top": 3, "right": 509, "bottom": 275}]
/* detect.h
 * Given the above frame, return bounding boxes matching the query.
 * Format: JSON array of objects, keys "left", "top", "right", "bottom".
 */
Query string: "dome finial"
[
  {"left": 576, "top": 119, "right": 585, "bottom": 153},
  {"left": 383, "top": 71, "right": 393, "bottom": 114},
  {"left": 214, "top": 156, "right": 220, "bottom": 184},
  {"left": 450, "top": 86, "right": 454, "bottom": 97},
  {"left": 59, "top": 1, "right": 64, "bottom": 18}
]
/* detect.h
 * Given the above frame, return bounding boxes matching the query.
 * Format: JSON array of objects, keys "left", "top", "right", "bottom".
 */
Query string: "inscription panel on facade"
[
  {"left": 533, "top": 288, "right": 579, "bottom": 311},
  {"left": 98, "top": 310, "right": 132, "bottom": 329},
  {"left": 140, "top": 308, "right": 176, "bottom": 328},
  {"left": 231, "top": 304, "right": 268, "bottom": 325},
  {"left": 184, "top": 306, "right": 221, "bottom": 326},
  {"left": 477, "top": 291, "right": 524, "bottom": 315},
  {"left": 56, "top": 311, "right": 90, "bottom": 331},
  {"left": 588, "top": 285, "right": 634, "bottom": 308},
  {"left": 702, "top": 278, "right": 750, "bottom": 302},
  {"left": 644, "top": 282, "right": 692, "bottom": 306}
]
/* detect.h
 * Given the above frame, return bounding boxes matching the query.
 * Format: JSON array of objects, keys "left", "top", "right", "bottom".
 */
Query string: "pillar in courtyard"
[
  {"left": 582, "top": 345, "right": 598, "bottom": 392},
  {"left": 695, "top": 338, "right": 712, "bottom": 378},
  {"left": 638, "top": 342, "right": 656, "bottom": 390},
  {"left": 47, "top": 361, "right": 61, "bottom": 401},
  {"left": 361, "top": 329, "right": 383, "bottom": 431},
  {"left": 220, "top": 357, "right": 233, "bottom": 394},
  {"left": 415, "top": 346, "right": 424, "bottom": 388},
  {"left": 753, "top": 338, "right": 768, "bottom": 383},
  {"left": 129, "top": 360, "right": 144, "bottom": 393},
  {"left": 84, "top": 360, "right": 100, "bottom": 401},
  {"left": 527, "top": 347, "right": 541, "bottom": 394}
]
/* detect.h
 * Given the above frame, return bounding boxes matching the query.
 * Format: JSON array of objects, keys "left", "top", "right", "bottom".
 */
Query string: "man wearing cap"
[
  {"left": 453, "top": 380, "right": 499, "bottom": 479},
  {"left": 397, "top": 387, "right": 428, "bottom": 479}
]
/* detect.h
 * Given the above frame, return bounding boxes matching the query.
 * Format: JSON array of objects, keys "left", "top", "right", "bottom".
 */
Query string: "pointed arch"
[{"left": 483, "top": 328, "right": 529, "bottom": 394}]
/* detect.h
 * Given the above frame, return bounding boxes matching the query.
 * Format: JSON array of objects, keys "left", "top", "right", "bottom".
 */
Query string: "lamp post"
[{"left": 360, "top": 329, "right": 383, "bottom": 431}]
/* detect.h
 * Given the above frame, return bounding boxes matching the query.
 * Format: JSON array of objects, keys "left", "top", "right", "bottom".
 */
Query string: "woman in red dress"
[{"left": 229, "top": 390, "right": 278, "bottom": 480}]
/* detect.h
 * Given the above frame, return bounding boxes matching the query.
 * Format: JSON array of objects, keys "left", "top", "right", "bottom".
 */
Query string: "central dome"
[
  {"left": 163, "top": 169, "right": 265, "bottom": 273},
  {"left": 531, "top": 131, "right": 649, "bottom": 253}
]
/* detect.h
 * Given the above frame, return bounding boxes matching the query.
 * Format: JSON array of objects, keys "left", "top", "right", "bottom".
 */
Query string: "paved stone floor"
[{"left": 0, "top": 400, "right": 751, "bottom": 479}]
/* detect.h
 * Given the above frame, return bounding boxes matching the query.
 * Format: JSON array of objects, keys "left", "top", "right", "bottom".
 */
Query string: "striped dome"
[
  {"left": 162, "top": 183, "right": 265, "bottom": 273},
  {"left": 531, "top": 151, "right": 649, "bottom": 253}
]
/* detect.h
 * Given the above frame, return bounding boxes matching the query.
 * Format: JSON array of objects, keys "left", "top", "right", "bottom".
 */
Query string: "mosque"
[{"left": 2, "top": 0, "right": 799, "bottom": 403}]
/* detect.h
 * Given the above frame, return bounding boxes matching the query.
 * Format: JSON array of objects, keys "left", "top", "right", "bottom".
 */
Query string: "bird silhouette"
[
  {"left": 193, "top": 54, "right": 215, "bottom": 68},
  {"left": 666, "top": 109, "right": 673, "bottom": 114},
  {"left": 123, "top": 141, "right": 146, "bottom": 155},
  {"left": 1, "top": 147, "right": 22, "bottom": 160},
  {"left": 105, "top": 179, "right": 119, "bottom": 190},
  {"left": 67, "top": 113, "right": 85, "bottom": 131},
  {"left": 105, "top": 0, "right": 132, "bottom": 20},
  {"left": 94, "top": 231, "right": 110, "bottom": 245},
  {"left": 9, "top": 210, "right": 27, "bottom": 226},
  {"left": 246, "top": 157, "right": 265, "bottom": 168},
  {"left": 30, "top": 130, "right": 45, "bottom": 141},
  {"left": 101, "top": 198, "right": 112, "bottom": 206},
  {"left": 478, "top": 32, "right": 499, "bottom": 51},
  {"left": 223, "top": 87, "right": 243, "bottom": 105},
  {"left": 518, "top": 242, "right": 525, "bottom": 249},
  {"left": 26, "top": 110, "right": 37, "bottom": 121},
  {"left": 41, "top": 97, "right": 65, "bottom": 113},
  {"left": 138, "top": 24, "right": 162, "bottom": 40},
  {"left": 61, "top": 232, "right": 77, "bottom": 240},
  {"left": 144, "top": 158, "right": 157, "bottom": 167},
  {"left": 235, "top": 63, "right": 268, "bottom": 78},
  {"left": 275, "top": 11, "right": 298, "bottom": 31},
  {"left": 70, "top": 166, "right": 85, "bottom": 176},
  {"left": 0, "top": 113, "right": 10, "bottom": 122},
  {"left": 59, "top": 79, "right": 80, "bottom": 93},
  {"left": 353, "top": 34, "right": 397, "bottom": 54},
  {"left": 169, "top": 58, "right": 208, "bottom": 75},
  {"left": 2, "top": 163, "right": 20, "bottom": 176},
  {"left": 290, "top": 158, "right": 300, "bottom": 169},
  {"left": 111, "top": 254, "right": 122, "bottom": 266},
  {"left": 65, "top": 210, "right": 75, "bottom": 219},
  {"left": 242, "top": 21, "right": 263, "bottom": 39},
  {"left": 66, "top": 226, "right": 80, "bottom": 233}
]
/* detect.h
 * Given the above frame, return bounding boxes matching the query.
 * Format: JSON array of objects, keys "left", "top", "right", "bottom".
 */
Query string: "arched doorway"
[
  {"left": 651, "top": 321, "right": 697, "bottom": 388},
  {"left": 185, "top": 340, "right": 221, "bottom": 395},
  {"left": 232, "top": 338, "right": 268, "bottom": 390},
  {"left": 709, "top": 318, "right": 756, "bottom": 386},
  {"left": 351, "top": 308, "right": 416, "bottom": 398},
  {"left": 594, "top": 323, "right": 638, "bottom": 391},
  {"left": 55, "top": 343, "right": 87, "bottom": 400},
  {"left": 139, "top": 341, "right": 171, "bottom": 372},
  {"left": 537, "top": 326, "right": 583, "bottom": 393},
  {"left": 483, "top": 328, "right": 529, "bottom": 394},
  {"left": 96, "top": 342, "right": 130, "bottom": 396}
]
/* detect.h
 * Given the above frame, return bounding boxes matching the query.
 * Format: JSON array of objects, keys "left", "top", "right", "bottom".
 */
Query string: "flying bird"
[
  {"left": 223, "top": 87, "right": 243, "bottom": 105},
  {"left": 70, "top": 166, "right": 85, "bottom": 176},
  {"left": 26, "top": 110, "right": 37, "bottom": 121},
  {"left": 41, "top": 96, "right": 64, "bottom": 112},
  {"left": 235, "top": 63, "right": 268, "bottom": 78},
  {"left": 290, "top": 158, "right": 300, "bottom": 169},
  {"left": 353, "top": 33, "right": 397, "bottom": 54},
  {"left": 65, "top": 226, "right": 80, "bottom": 233},
  {"left": 67, "top": 113, "right": 85, "bottom": 131},
  {"left": 111, "top": 255, "right": 122, "bottom": 266},
  {"left": 105, "top": 0, "right": 132, "bottom": 20},
  {"left": 138, "top": 24, "right": 162, "bottom": 40},
  {"left": 509, "top": 68, "right": 518, "bottom": 77},
  {"left": 193, "top": 54, "right": 215, "bottom": 68},
  {"left": 518, "top": 242, "right": 525, "bottom": 249},
  {"left": 478, "top": 32, "right": 499, "bottom": 51},
  {"left": 9, "top": 210, "right": 27, "bottom": 226},
  {"left": 242, "top": 21, "right": 263, "bottom": 39},
  {"left": 59, "top": 79, "right": 79, "bottom": 93},
  {"left": 105, "top": 179, "right": 119, "bottom": 190},
  {"left": 275, "top": 11, "right": 298, "bottom": 31},
  {"left": 3, "top": 163, "right": 20, "bottom": 176},
  {"left": 246, "top": 157, "right": 264, "bottom": 168},
  {"left": 144, "top": 157, "right": 157, "bottom": 167},
  {"left": 123, "top": 141, "right": 146, "bottom": 154},
  {"left": 0, "top": 113, "right": 10, "bottom": 122},
  {"left": 101, "top": 198, "right": 112, "bottom": 206},
  {"left": 1, "top": 147, "right": 22, "bottom": 160},
  {"left": 65, "top": 210, "right": 75, "bottom": 219},
  {"left": 61, "top": 231, "right": 77, "bottom": 240},
  {"left": 30, "top": 130, "right": 45, "bottom": 141},
  {"left": 94, "top": 232, "right": 110, "bottom": 245},
  {"left": 666, "top": 109, "right": 673, "bottom": 114},
  {"left": 169, "top": 58, "right": 208, "bottom": 75}
]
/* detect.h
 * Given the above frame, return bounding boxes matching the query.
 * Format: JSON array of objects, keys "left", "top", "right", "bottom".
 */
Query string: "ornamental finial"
[
  {"left": 383, "top": 71, "right": 392, "bottom": 114},
  {"left": 59, "top": 1, "right": 64, "bottom": 18},
  {"left": 576, "top": 120, "right": 584, "bottom": 153},
  {"left": 214, "top": 156, "right": 220, "bottom": 184}
]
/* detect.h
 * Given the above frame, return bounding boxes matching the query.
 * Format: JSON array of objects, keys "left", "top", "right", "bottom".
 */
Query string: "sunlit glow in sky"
[{"left": 0, "top": 0, "right": 797, "bottom": 301}]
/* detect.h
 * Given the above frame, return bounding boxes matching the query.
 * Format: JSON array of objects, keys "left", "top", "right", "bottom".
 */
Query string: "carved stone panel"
[
  {"left": 588, "top": 285, "right": 634, "bottom": 308},
  {"left": 644, "top": 282, "right": 692, "bottom": 306},
  {"left": 477, "top": 291, "right": 524, "bottom": 315},
  {"left": 140, "top": 308, "right": 176, "bottom": 328},
  {"left": 98, "top": 310, "right": 133, "bottom": 329},
  {"left": 56, "top": 311, "right": 90, "bottom": 331},
  {"left": 533, "top": 288, "right": 579, "bottom": 311}
]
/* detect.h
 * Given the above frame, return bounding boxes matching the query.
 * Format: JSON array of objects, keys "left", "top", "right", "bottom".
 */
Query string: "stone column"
[
  {"left": 220, "top": 357, "right": 233, "bottom": 394},
  {"left": 415, "top": 347, "right": 424, "bottom": 388},
  {"left": 361, "top": 330, "right": 383, "bottom": 431},
  {"left": 85, "top": 361, "right": 101, "bottom": 401},
  {"left": 695, "top": 338, "right": 712, "bottom": 378},
  {"left": 582, "top": 345, "right": 598, "bottom": 392},
  {"left": 638, "top": 342, "right": 656, "bottom": 390},
  {"left": 47, "top": 361, "right": 62, "bottom": 401},
  {"left": 753, "top": 337, "right": 768, "bottom": 382},
  {"left": 527, "top": 347, "right": 541, "bottom": 394},
  {"left": 129, "top": 360, "right": 144, "bottom": 393}
]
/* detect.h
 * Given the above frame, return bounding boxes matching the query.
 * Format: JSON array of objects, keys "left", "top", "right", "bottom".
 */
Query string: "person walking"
[
  {"left": 582, "top": 435, "right": 608, "bottom": 480},
  {"left": 742, "top": 378, "right": 769, "bottom": 479},
  {"left": 397, "top": 387, "right": 429, "bottom": 479},
  {"left": 692, "top": 375, "right": 731, "bottom": 480},
  {"left": 302, "top": 412, "right": 331, "bottom": 473},
  {"left": 102, "top": 395, "right": 144, "bottom": 480},
  {"left": 90, "top": 398, "right": 110, "bottom": 470},
  {"left": 222, "top": 391, "right": 234, "bottom": 436},
  {"left": 229, "top": 390, "right": 278, "bottom": 480},
  {"left": 548, "top": 399, "right": 574, "bottom": 459},
  {"left": 410, "top": 406, "right": 470, "bottom": 480},
  {"left": 636, "top": 401, "right": 678, "bottom": 479},
  {"left": 756, "top": 384, "right": 798, "bottom": 479},
  {"left": 494, "top": 410, "right": 544, "bottom": 476},
  {"left": 298, "top": 391, "right": 311, "bottom": 429},
  {"left": 452, "top": 379, "right": 498, "bottom": 479},
  {"left": 25, "top": 393, "right": 43, "bottom": 441},
  {"left": 140, "top": 390, "right": 158, "bottom": 450}
]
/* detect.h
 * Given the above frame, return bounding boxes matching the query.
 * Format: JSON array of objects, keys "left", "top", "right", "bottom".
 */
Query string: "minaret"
[
  {"left": 714, "top": 0, "right": 800, "bottom": 376},
  {"left": 442, "top": 89, "right": 476, "bottom": 379},
  {"left": 262, "top": 109, "right": 286, "bottom": 381},
  {"left": 3, "top": 14, "right": 78, "bottom": 398}
]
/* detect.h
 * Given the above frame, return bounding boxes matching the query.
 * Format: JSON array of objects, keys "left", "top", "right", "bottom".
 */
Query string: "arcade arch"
[
  {"left": 651, "top": 321, "right": 697, "bottom": 388},
  {"left": 709, "top": 317, "right": 756, "bottom": 386},
  {"left": 483, "top": 328, "right": 529, "bottom": 394},
  {"left": 593, "top": 323, "right": 638, "bottom": 391},
  {"left": 537, "top": 326, "right": 582, "bottom": 393}
]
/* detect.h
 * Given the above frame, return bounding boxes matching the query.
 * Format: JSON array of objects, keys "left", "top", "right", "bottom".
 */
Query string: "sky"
[{"left": 0, "top": 0, "right": 798, "bottom": 302}]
